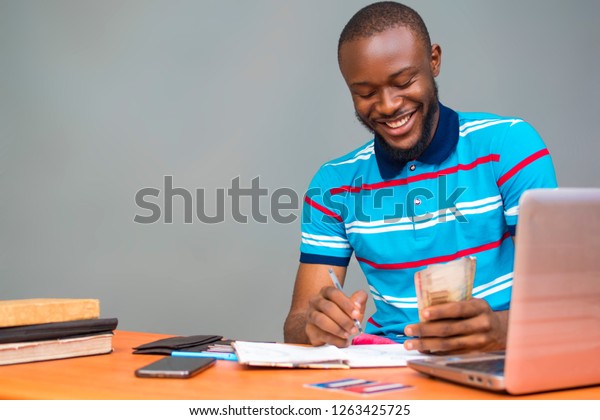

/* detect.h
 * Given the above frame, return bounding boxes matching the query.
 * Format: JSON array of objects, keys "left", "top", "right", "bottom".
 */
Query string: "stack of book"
[{"left": 0, "top": 298, "right": 118, "bottom": 365}]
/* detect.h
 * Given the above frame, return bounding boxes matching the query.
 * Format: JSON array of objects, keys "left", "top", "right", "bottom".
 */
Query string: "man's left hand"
[{"left": 403, "top": 299, "right": 508, "bottom": 354}]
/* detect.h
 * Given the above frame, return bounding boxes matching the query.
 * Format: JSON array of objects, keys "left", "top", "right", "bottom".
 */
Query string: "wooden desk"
[{"left": 0, "top": 331, "right": 597, "bottom": 400}]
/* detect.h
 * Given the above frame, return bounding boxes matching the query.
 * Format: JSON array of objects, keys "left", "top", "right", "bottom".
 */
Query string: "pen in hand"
[{"left": 327, "top": 268, "right": 363, "bottom": 334}]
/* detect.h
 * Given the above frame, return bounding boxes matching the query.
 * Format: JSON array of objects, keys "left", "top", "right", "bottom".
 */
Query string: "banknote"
[{"left": 414, "top": 257, "right": 476, "bottom": 321}]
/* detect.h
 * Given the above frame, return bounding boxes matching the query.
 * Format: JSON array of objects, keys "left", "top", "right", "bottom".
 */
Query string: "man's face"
[{"left": 339, "top": 26, "right": 441, "bottom": 161}]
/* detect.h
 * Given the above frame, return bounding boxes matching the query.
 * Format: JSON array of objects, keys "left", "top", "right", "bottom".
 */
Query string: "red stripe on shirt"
[
  {"left": 330, "top": 185, "right": 361, "bottom": 195},
  {"left": 367, "top": 317, "right": 382, "bottom": 328},
  {"left": 497, "top": 148, "right": 550, "bottom": 187},
  {"left": 356, "top": 231, "right": 511, "bottom": 270},
  {"left": 330, "top": 154, "right": 500, "bottom": 195},
  {"left": 304, "top": 195, "right": 343, "bottom": 222}
]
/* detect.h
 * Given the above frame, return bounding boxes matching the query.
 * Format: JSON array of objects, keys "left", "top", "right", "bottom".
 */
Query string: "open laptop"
[{"left": 407, "top": 188, "right": 600, "bottom": 394}]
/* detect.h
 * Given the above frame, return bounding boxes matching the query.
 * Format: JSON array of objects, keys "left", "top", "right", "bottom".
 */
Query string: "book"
[
  {"left": 232, "top": 341, "right": 425, "bottom": 369},
  {"left": 0, "top": 333, "right": 114, "bottom": 366},
  {"left": 0, "top": 318, "right": 119, "bottom": 344},
  {"left": 0, "top": 298, "right": 100, "bottom": 328}
]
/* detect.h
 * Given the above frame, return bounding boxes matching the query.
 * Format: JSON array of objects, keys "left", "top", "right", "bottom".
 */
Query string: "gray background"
[{"left": 1, "top": 0, "right": 598, "bottom": 341}]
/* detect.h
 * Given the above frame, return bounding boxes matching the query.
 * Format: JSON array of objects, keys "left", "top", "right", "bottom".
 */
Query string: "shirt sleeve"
[
  {"left": 299, "top": 165, "right": 353, "bottom": 266},
  {"left": 492, "top": 120, "right": 558, "bottom": 234}
]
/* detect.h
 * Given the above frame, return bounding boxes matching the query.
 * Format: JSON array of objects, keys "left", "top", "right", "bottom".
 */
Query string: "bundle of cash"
[{"left": 414, "top": 256, "right": 476, "bottom": 321}]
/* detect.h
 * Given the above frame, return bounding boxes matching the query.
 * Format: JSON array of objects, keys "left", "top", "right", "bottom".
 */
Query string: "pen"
[
  {"left": 327, "top": 268, "right": 363, "bottom": 334},
  {"left": 171, "top": 351, "right": 238, "bottom": 361}
]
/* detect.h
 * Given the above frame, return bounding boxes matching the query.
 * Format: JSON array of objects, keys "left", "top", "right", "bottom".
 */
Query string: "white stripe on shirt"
[
  {"left": 324, "top": 143, "right": 375, "bottom": 167},
  {"left": 301, "top": 238, "right": 352, "bottom": 249},
  {"left": 346, "top": 201, "right": 503, "bottom": 235},
  {"left": 460, "top": 119, "right": 523, "bottom": 137},
  {"left": 325, "top": 152, "right": 374, "bottom": 167},
  {"left": 459, "top": 119, "right": 499, "bottom": 131},
  {"left": 301, "top": 233, "right": 349, "bottom": 243},
  {"left": 504, "top": 206, "right": 519, "bottom": 217},
  {"left": 345, "top": 195, "right": 502, "bottom": 229}
]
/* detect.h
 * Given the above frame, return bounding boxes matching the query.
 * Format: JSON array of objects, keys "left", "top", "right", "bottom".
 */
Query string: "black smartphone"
[{"left": 135, "top": 356, "right": 216, "bottom": 378}]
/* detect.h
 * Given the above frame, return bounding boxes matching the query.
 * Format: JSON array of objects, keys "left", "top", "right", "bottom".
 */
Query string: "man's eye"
[
  {"left": 355, "top": 91, "right": 375, "bottom": 99},
  {"left": 396, "top": 77, "right": 415, "bottom": 89}
]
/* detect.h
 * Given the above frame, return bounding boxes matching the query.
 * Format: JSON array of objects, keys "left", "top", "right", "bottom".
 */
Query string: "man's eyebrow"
[{"left": 349, "top": 66, "right": 419, "bottom": 88}]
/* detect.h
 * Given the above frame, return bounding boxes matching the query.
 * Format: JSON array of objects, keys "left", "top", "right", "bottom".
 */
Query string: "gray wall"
[{"left": 1, "top": 0, "right": 598, "bottom": 341}]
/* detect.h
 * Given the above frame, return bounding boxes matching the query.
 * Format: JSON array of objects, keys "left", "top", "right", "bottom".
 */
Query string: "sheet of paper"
[
  {"left": 233, "top": 341, "right": 345, "bottom": 366},
  {"left": 339, "top": 344, "right": 423, "bottom": 367},
  {"left": 233, "top": 341, "right": 422, "bottom": 368}
]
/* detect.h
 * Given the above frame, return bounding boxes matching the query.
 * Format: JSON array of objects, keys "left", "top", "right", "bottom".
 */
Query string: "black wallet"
[{"left": 132, "top": 335, "right": 223, "bottom": 355}]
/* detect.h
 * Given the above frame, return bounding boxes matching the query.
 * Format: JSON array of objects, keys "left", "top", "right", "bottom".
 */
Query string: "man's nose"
[{"left": 375, "top": 88, "right": 402, "bottom": 117}]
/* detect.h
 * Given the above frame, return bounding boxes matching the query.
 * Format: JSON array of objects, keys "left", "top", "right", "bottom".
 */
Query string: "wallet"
[{"left": 132, "top": 334, "right": 223, "bottom": 355}]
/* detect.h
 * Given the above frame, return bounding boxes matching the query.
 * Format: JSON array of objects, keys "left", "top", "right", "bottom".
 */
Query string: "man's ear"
[{"left": 430, "top": 44, "right": 442, "bottom": 77}]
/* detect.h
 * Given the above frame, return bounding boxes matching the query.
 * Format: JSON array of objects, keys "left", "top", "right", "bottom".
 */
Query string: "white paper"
[
  {"left": 232, "top": 341, "right": 421, "bottom": 368},
  {"left": 339, "top": 344, "right": 424, "bottom": 367}
]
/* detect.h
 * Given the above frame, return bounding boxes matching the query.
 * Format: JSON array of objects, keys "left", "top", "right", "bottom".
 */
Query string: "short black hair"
[{"left": 338, "top": 2, "right": 431, "bottom": 60}]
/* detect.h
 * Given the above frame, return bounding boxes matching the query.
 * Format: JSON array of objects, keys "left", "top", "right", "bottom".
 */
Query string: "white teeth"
[{"left": 385, "top": 114, "right": 411, "bottom": 129}]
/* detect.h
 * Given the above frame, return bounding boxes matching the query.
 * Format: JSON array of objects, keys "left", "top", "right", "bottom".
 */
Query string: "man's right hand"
[
  {"left": 305, "top": 286, "right": 368, "bottom": 347},
  {"left": 284, "top": 263, "right": 367, "bottom": 347}
]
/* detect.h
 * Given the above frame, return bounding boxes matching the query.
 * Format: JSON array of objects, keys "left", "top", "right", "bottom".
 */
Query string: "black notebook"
[{"left": 0, "top": 318, "right": 119, "bottom": 344}]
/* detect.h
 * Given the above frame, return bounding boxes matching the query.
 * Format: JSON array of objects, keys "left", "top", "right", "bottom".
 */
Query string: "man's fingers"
[
  {"left": 307, "top": 300, "right": 355, "bottom": 338},
  {"left": 304, "top": 286, "right": 369, "bottom": 348},
  {"left": 421, "top": 298, "right": 490, "bottom": 321},
  {"left": 350, "top": 289, "right": 368, "bottom": 305},
  {"left": 404, "top": 333, "right": 491, "bottom": 354},
  {"left": 307, "top": 288, "right": 360, "bottom": 339},
  {"left": 319, "top": 287, "right": 363, "bottom": 330},
  {"left": 350, "top": 289, "right": 368, "bottom": 319},
  {"left": 406, "top": 314, "right": 491, "bottom": 339},
  {"left": 323, "top": 286, "right": 362, "bottom": 315},
  {"left": 305, "top": 323, "right": 350, "bottom": 348},
  {"left": 403, "top": 303, "right": 508, "bottom": 354}
]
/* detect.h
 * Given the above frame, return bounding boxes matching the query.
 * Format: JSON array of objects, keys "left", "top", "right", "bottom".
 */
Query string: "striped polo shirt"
[{"left": 299, "top": 103, "right": 557, "bottom": 342}]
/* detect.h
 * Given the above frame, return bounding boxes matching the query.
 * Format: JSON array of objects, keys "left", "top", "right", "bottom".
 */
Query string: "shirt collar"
[{"left": 374, "top": 102, "right": 459, "bottom": 180}]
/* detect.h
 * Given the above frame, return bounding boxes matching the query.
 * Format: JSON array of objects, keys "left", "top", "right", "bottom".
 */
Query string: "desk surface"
[{"left": 0, "top": 330, "right": 598, "bottom": 400}]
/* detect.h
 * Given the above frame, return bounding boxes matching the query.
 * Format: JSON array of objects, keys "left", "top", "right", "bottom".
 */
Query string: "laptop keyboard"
[{"left": 446, "top": 358, "right": 505, "bottom": 375}]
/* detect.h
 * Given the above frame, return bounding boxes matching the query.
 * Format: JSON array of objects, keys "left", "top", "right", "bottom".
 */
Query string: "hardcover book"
[
  {"left": 0, "top": 333, "right": 114, "bottom": 366},
  {"left": 0, "top": 298, "right": 100, "bottom": 328}
]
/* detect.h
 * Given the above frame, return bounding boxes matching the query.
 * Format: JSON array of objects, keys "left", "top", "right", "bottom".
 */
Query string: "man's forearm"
[{"left": 283, "top": 312, "right": 309, "bottom": 344}]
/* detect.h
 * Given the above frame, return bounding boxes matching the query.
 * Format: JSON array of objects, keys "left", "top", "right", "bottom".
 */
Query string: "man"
[{"left": 283, "top": 1, "right": 557, "bottom": 354}]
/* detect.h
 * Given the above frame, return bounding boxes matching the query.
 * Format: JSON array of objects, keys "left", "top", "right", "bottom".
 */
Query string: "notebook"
[
  {"left": 407, "top": 188, "right": 600, "bottom": 394},
  {"left": 232, "top": 341, "right": 422, "bottom": 368}
]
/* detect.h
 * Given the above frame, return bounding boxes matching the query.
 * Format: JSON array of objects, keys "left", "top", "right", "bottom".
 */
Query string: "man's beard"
[{"left": 355, "top": 82, "right": 439, "bottom": 165}]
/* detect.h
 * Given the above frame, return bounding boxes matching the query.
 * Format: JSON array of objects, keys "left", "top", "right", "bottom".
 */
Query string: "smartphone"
[{"left": 135, "top": 356, "right": 216, "bottom": 378}]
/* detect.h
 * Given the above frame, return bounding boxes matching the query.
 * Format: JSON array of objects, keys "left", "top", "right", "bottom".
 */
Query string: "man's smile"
[
  {"left": 380, "top": 110, "right": 415, "bottom": 129},
  {"left": 376, "top": 109, "right": 418, "bottom": 144}
]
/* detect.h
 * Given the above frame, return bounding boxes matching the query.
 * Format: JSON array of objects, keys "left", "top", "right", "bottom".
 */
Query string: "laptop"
[{"left": 407, "top": 188, "right": 600, "bottom": 394}]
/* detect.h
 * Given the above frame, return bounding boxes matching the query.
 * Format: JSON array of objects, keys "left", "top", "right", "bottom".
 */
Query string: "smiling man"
[{"left": 284, "top": 2, "right": 557, "bottom": 354}]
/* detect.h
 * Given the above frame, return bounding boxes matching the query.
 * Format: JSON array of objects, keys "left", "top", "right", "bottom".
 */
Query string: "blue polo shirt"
[{"left": 299, "top": 103, "right": 557, "bottom": 342}]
